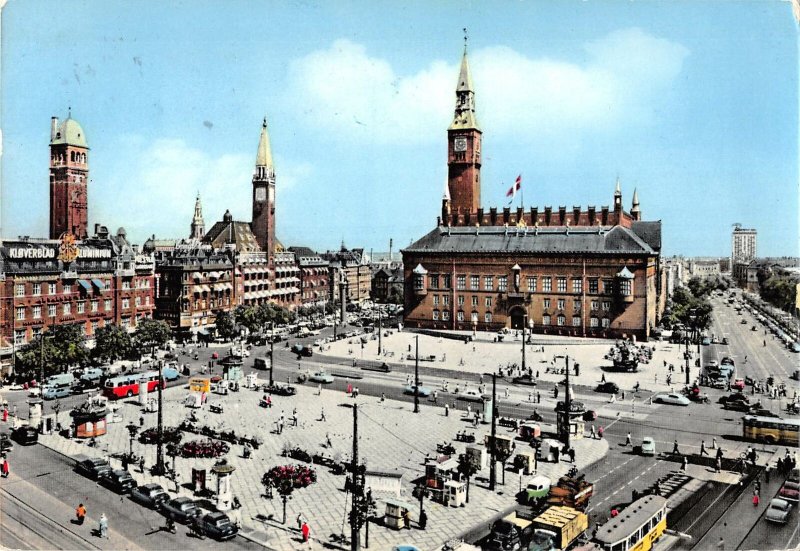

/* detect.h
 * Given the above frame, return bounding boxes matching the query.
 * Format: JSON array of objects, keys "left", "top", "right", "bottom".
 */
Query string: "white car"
[
  {"left": 309, "top": 370, "right": 334, "bottom": 384},
  {"left": 459, "top": 388, "right": 488, "bottom": 402},
  {"left": 652, "top": 393, "right": 690, "bottom": 406},
  {"left": 765, "top": 498, "right": 792, "bottom": 524}
]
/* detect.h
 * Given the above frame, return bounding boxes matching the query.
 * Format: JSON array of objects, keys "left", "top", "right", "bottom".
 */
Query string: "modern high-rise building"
[{"left": 731, "top": 225, "right": 757, "bottom": 267}]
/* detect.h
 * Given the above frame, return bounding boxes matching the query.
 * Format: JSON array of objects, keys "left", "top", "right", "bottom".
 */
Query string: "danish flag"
[{"left": 506, "top": 174, "right": 522, "bottom": 201}]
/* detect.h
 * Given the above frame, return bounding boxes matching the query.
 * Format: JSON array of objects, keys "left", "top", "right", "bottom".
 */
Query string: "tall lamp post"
[
  {"left": 686, "top": 310, "right": 696, "bottom": 386},
  {"left": 269, "top": 322, "right": 275, "bottom": 386},
  {"left": 413, "top": 336, "right": 420, "bottom": 414}
]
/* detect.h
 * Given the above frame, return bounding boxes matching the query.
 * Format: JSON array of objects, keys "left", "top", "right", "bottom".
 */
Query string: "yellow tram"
[{"left": 593, "top": 495, "right": 668, "bottom": 551}]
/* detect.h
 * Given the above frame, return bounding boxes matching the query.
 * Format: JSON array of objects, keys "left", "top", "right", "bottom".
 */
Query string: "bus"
[
  {"left": 743, "top": 415, "right": 800, "bottom": 446},
  {"left": 103, "top": 370, "right": 163, "bottom": 399},
  {"left": 593, "top": 495, "right": 667, "bottom": 551}
]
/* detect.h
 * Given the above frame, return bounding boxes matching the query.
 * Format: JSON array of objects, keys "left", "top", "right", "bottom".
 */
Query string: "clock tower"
[
  {"left": 251, "top": 117, "right": 276, "bottom": 263},
  {"left": 49, "top": 112, "right": 90, "bottom": 239},
  {"left": 447, "top": 47, "right": 482, "bottom": 217}
]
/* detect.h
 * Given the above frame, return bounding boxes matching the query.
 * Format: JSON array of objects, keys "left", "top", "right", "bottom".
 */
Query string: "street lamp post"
[
  {"left": 563, "top": 355, "right": 572, "bottom": 453},
  {"left": 269, "top": 322, "right": 275, "bottom": 387},
  {"left": 153, "top": 359, "right": 165, "bottom": 475},
  {"left": 521, "top": 314, "right": 527, "bottom": 374},
  {"left": 488, "top": 372, "right": 497, "bottom": 491},
  {"left": 413, "top": 336, "right": 420, "bottom": 414},
  {"left": 377, "top": 310, "right": 382, "bottom": 356}
]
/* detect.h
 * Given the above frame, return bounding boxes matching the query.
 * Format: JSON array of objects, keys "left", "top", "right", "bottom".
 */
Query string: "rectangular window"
[
  {"left": 527, "top": 277, "right": 537, "bottom": 292},
  {"left": 485, "top": 296, "right": 492, "bottom": 308},
  {"left": 588, "top": 278, "right": 599, "bottom": 294},
  {"left": 572, "top": 316, "right": 581, "bottom": 327},
  {"left": 64, "top": 284, "right": 72, "bottom": 295},
  {"left": 498, "top": 276, "right": 508, "bottom": 292},
  {"left": 471, "top": 296, "right": 478, "bottom": 307},
  {"left": 429, "top": 275, "right": 439, "bottom": 289},
  {"left": 557, "top": 299, "right": 566, "bottom": 311},
  {"left": 457, "top": 275, "right": 466, "bottom": 290},
  {"left": 601, "top": 318, "right": 610, "bottom": 328},
  {"left": 77, "top": 302, "right": 85, "bottom": 314},
  {"left": 557, "top": 315, "right": 566, "bottom": 326},
  {"left": 91, "top": 301, "right": 98, "bottom": 312},
  {"left": 602, "top": 301, "right": 611, "bottom": 311},
  {"left": 458, "top": 295, "right": 464, "bottom": 306},
  {"left": 32, "top": 283, "right": 41, "bottom": 296},
  {"left": 15, "top": 307, "right": 24, "bottom": 320},
  {"left": 122, "top": 281, "right": 131, "bottom": 290},
  {"left": 442, "top": 275, "right": 451, "bottom": 289},
  {"left": 432, "top": 310, "right": 439, "bottom": 321},
  {"left": 49, "top": 283, "right": 57, "bottom": 295},
  {"left": 590, "top": 317, "right": 599, "bottom": 328},
  {"left": 591, "top": 300, "right": 599, "bottom": 311},
  {"left": 542, "top": 315, "right": 551, "bottom": 326},
  {"left": 32, "top": 305, "right": 41, "bottom": 319},
  {"left": 48, "top": 304, "right": 57, "bottom": 318},
  {"left": 542, "top": 277, "right": 552, "bottom": 292},
  {"left": 105, "top": 299, "right": 111, "bottom": 311},
  {"left": 14, "top": 284, "right": 24, "bottom": 297},
  {"left": 457, "top": 311, "right": 464, "bottom": 321},
  {"left": 470, "top": 275, "right": 479, "bottom": 290},
  {"left": 63, "top": 303, "right": 71, "bottom": 315},
  {"left": 91, "top": 321, "right": 99, "bottom": 334},
  {"left": 603, "top": 279, "right": 614, "bottom": 294},
  {"left": 543, "top": 298, "right": 551, "bottom": 309},
  {"left": 135, "top": 296, "right": 142, "bottom": 307},
  {"left": 557, "top": 277, "right": 567, "bottom": 293},
  {"left": 442, "top": 310, "right": 450, "bottom": 321},
  {"left": 621, "top": 279, "right": 632, "bottom": 296},
  {"left": 572, "top": 279, "right": 582, "bottom": 294},
  {"left": 574, "top": 301, "right": 581, "bottom": 312},
  {"left": 484, "top": 276, "right": 493, "bottom": 291},
  {"left": 14, "top": 330, "right": 26, "bottom": 345},
  {"left": 145, "top": 296, "right": 150, "bottom": 306},
  {"left": 122, "top": 298, "right": 130, "bottom": 309},
  {"left": 484, "top": 312, "right": 492, "bottom": 323},
  {"left": 432, "top": 295, "right": 439, "bottom": 307}
]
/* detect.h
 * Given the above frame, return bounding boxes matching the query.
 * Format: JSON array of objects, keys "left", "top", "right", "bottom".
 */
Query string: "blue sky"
[{"left": 1, "top": 0, "right": 797, "bottom": 257}]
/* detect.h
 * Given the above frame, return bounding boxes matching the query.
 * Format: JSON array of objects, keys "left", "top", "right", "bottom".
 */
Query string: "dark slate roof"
[
  {"left": 203, "top": 220, "right": 260, "bottom": 252},
  {"left": 402, "top": 224, "right": 660, "bottom": 256},
  {"left": 631, "top": 221, "right": 661, "bottom": 252},
  {"left": 288, "top": 246, "right": 316, "bottom": 256}
]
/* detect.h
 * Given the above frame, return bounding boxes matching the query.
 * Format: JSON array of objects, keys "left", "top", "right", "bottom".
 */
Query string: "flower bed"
[
  {"left": 181, "top": 439, "right": 230, "bottom": 458},
  {"left": 139, "top": 426, "right": 183, "bottom": 445},
  {"left": 262, "top": 464, "right": 317, "bottom": 493}
]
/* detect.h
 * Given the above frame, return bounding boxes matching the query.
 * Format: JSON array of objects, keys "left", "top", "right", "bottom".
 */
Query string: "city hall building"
[{"left": 402, "top": 49, "right": 664, "bottom": 340}]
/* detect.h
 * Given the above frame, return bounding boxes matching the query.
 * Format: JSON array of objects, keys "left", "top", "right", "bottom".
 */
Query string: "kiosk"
[
  {"left": 384, "top": 499, "right": 415, "bottom": 530},
  {"left": 444, "top": 480, "right": 467, "bottom": 507},
  {"left": 212, "top": 462, "right": 236, "bottom": 511}
]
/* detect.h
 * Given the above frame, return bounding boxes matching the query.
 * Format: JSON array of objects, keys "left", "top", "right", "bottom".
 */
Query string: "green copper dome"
[{"left": 51, "top": 117, "right": 88, "bottom": 148}]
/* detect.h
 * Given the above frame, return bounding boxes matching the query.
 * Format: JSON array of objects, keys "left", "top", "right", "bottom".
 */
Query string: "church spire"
[
  {"left": 190, "top": 192, "right": 205, "bottom": 239},
  {"left": 255, "top": 116, "right": 274, "bottom": 178},
  {"left": 631, "top": 188, "right": 641, "bottom": 220},
  {"left": 449, "top": 35, "right": 479, "bottom": 131}
]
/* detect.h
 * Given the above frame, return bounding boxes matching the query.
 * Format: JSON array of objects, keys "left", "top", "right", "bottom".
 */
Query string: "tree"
[
  {"left": 234, "top": 305, "right": 261, "bottom": 335},
  {"left": 494, "top": 443, "right": 516, "bottom": 485},
  {"left": 133, "top": 319, "right": 172, "bottom": 355},
  {"left": 262, "top": 465, "right": 316, "bottom": 524},
  {"left": 214, "top": 311, "right": 238, "bottom": 341},
  {"left": 457, "top": 453, "right": 480, "bottom": 503},
  {"left": 93, "top": 324, "right": 134, "bottom": 362},
  {"left": 15, "top": 323, "right": 88, "bottom": 381},
  {"left": 760, "top": 274, "right": 798, "bottom": 313}
]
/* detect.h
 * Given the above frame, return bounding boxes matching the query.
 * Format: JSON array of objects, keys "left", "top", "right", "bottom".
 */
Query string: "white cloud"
[
  {"left": 285, "top": 29, "right": 689, "bottom": 144},
  {"left": 93, "top": 138, "right": 313, "bottom": 243}
]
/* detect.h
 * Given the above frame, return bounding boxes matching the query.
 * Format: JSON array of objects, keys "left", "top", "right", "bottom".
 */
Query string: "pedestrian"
[
  {"left": 433, "top": 391, "right": 438, "bottom": 403},
  {"left": 353, "top": 387, "right": 359, "bottom": 398},
  {"left": 467, "top": 404, "right": 472, "bottom": 417},
  {"left": 717, "top": 536, "right": 725, "bottom": 550},
  {"left": 654, "top": 374, "right": 658, "bottom": 384},
  {"left": 320, "top": 408, "right": 326, "bottom": 422},
  {"left": 765, "top": 463, "right": 771, "bottom": 482},
  {"left": 715, "top": 458, "right": 722, "bottom": 473},
  {"left": 601, "top": 373, "right": 606, "bottom": 383},
  {"left": 598, "top": 426, "right": 604, "bottom": 439},
  {"left": 609, "top": 394, "right": 616, "bottom": 404},
  {"left": 346, "top": 382, "right": 353, "bottom": 395},
  {"left": 673, "top": 440, "right": 679, "bottom": 454},
  {"left": 76, "top": 503, "right": 87, "bottom": 525},
  {"left": 711, "top": 437, "right": 717, "bottom": 449},
  {"left": 536, "top": 391, "right": 541, "bottom": 404},
  {"left": 528, "top": 392, "right": 532, "bottom": 402},
  {"left": 418, "top": 509, "right": 428, "bottom": 530},
  {"left": 296, "top": 513, "right": 306, "bottom": 531},
  {"left": 1, "top": 457, "right": 9, "bottom": 478},
  {"left": 621, "top": 390, "right": 626, "bottom": 401},
  {"left": 403, "top": 509, "right": 412, "bottom": 530},
  {"left": 473, "top": 413, "right": 479, "bottom": 428},
  {"left": 504, "top": 388, "right": 509, "bottom": 399},
  {"left": 700, "top": 440, "right": 708, "bottom": 456},
  {"left": 716, "top": 447, "right": 723, "bottom": 460},
  {"left": 553, "top": 386, "right": 559, "bottom": 399},
  {"left": 590, "top": 425, "right": 596, "bottom": 439},
  {"left": 444, "top": 403, "right": 449, "bottom": 417},
  {"left": 625, "top": 432, "right": 632, "bottom": 446},
  {"left": 99, "top": 513, "right": 108, "bottom": 539},
  {"left": 301, "top": 521, "right": 310, "bottom": 542},
  {"left": 317, "top": 383, "right": 322, "bottom": 396},
  {"left": 752, "top": 492, "right": 759, "bottom": 507},
  {"left": 325, "top": 433, "right": 332, "bottom": 448},
  {"left": 381, "top": 392, "right": 385, "bottom": 402},
  {"left": 681, "top": 456, "right": 688, "bottom": 472}
]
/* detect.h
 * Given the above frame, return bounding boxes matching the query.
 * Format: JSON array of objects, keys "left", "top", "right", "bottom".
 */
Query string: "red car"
[
  {"left": 211, "top": 352, "right": 219, "bottom": 360},
  {"left": 732, "top": 378, "right": 745, "bottom": 391},
  {"left": 779, "top": 481, "right": 799, "bottom": 504}
]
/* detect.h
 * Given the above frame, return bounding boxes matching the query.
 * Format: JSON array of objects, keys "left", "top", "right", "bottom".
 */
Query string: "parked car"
[
  {"left": 162, "top": 366, "right": 181, "bottom": 382},
  {"left": 75, "top": 456, "right": 113, "bottom": 480},
  {"left": 779, "top": 481, "right": 799, "bottom": 504},
  {"left": 458, "top": 388, "right": 488, "bottom": 401},
  {"left": 765, "top": 498, "right": 792, "bottom": 524},
  {"left": 403, "top": 384, "right": 432, "bottom": 397},
  {"left": 263, "top": 383, "right": 297, "bottom": 396},
  {"left": 721, "top": 357, "right": 735, "bottom": 366},
  {"left": 640, "top": 437, "right": 656, "bottom": 456},
  {"left": 721, "top": 337, "right": 729, "bottom": 345},
  {"left": 309, "top": 370, "right": 334, "bottom": 384},
  {"left": 131, "top": 483, "right": 170, "bottom": 508},
  {"left": 595, "top": 382, "right": 620, "bottom": 394},
  {"left": 99, "top": 469, "right": 138, "bottom": 494},
  {"left": 724, "top": 401, "right": 759, "bottom": 413},
  {"left": 11, "top": 425, "right": 38, "bottom": 445},
  {"left": 42, "top": 384, "right": 72, "bottom": 400},
  {"left": 0, "top": 434, "right": 12, "bottom": 454},
  {"left": 652, "top": 393, "right": 690, "bottom": 406},
  {"left": 159, "top": 497, "right": 202, "bottom": 523},
  {"left": 195, "top": 511, "right": 239, "bottom": 540}
]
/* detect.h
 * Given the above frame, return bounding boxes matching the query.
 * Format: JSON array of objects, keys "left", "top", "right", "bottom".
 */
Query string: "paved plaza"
[{"left": 37, "top": 376, "right": 608, "bottom": 550}]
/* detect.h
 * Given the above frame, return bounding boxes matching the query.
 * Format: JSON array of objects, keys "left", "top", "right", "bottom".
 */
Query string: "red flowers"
[{"left": 262, "top": 464, "right": 317, "bottom": 493}]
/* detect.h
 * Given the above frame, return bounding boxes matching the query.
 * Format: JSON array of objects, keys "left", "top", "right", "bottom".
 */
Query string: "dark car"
[
  {"left": 159, "top": 497, "right": 202, "bottom": 524},
  {"left": 263, "top": 383, "right": 297, "bottom": 396},
  {"left": 719, "top": 393, "right": 749, "bottom": 405},
  {"left": 291, "top": 344, "right": 313, "bottom": 357},
  {"left": 750, "top": 408, "right": 780, "bottom": 418},
  {"left": 11, "top": 425, "right": 38, "bottom": 445},
  {"left": 195, "top": 511, "right": 239, "bottom": 540},
  {"left": 99, "top": 469, "right": 138, "bottom": 494},
  {"left": 130, "top": 483, "right": 169, "bottom": 508},
  {"left": 0, "top": 434, "right": 12, "bottom": 454},
  {"left": 75, "top": 456, "right": 113, "bottom": 480},
  {"left": 724, "top": 400, "right": 759, "bottom": 412},
  {"left": 595, "top": 382, "right": 620, "bottom": 394}
]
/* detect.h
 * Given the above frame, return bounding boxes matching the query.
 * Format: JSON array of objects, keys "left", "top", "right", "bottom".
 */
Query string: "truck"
[
  {"left": 487, "top": 511, "right": 535, "bottom": 550},
  {"left": 547, "top": 475, "right": 593, "bottom": 511},
  {"left": 529, "top": 506, "right": 588, "bottom": 550}
]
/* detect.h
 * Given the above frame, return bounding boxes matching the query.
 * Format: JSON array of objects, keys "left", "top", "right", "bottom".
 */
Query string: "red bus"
[{"left": 103, "top": 370, "right": 163, "bottom": 399}]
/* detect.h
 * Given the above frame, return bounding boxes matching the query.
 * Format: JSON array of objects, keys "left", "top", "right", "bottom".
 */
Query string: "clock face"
[
  {"left": 454, "top": 137, "right": 467, "bottom": 152},
  {"left": 255, "top": 187, "right": 266, "bottom": 202}
]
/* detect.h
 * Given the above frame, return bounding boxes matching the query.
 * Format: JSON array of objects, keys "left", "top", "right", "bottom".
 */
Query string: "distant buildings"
[
  {"left": 402, "top": 46, "right": 664, "bottom": 340},
  {"left": 731, "top": 225, "right": 757, "bottom": 281}
]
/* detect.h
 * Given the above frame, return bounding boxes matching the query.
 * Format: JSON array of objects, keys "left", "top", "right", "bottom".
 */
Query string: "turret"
[
  {"left": 631, "top": 188, "right": 641, "bottom": 221},
  {"left": 613, "top": 178, "right": 623, "bottom": 214},
  {"left": 190, "top": 192, "right": 205, "bottom": 239}
]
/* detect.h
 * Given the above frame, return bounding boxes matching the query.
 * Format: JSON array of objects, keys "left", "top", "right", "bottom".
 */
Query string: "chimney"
[
  {"left": 573, "top": 206, "right": 581, "bottom": 225},
  {"left": 601, "top": 206, "right": 609, "bottom": 225},
  {"left": 588, "top": 206, "right": 596, "bottom": 225},
  {"left": 558, "top": 206, "right": 567, "bottom": 225},
  {"left": 51, "top": 117, "right": 59, "bottom": 142},
  {"left": 490, "top": 207, "right": 498, "bottom": 225},
  {"left": 503, "top": 207, "right": 511, "bottom": 224},
  {"left": 389, "top": 238, "right": 393, "bottom": 262},
  {"left": 477, "top": 208, "right": 484, "bottom": 225}
]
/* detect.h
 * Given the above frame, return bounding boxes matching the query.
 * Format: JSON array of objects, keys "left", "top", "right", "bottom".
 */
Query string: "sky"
[{"left": 1, "top": 0, "right": 797, "bottom": 258}]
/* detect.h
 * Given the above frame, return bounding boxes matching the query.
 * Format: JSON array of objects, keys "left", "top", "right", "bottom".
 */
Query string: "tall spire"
[
  {"left": 613, "top": 177, "right": 623, "bottom": 213},
  {"left": 449, "top": 37, "right": 479, "bottom": 131},
  {"left": 631, "top": 188, "right": 641, "bottom": 220},
  {"left": 255, "top": 116, "right": 274, "bottom": 175},
  {"left": 614, "top": 177, "right": 621, "bottom": 196},
  {"left": 190, "top": 192, "right": 205, "bottom": 240}
]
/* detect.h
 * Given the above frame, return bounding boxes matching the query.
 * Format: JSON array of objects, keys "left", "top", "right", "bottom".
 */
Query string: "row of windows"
[
  {"left": 431, "top": 294, "right": 612, "bottom": 312},
  {"left": 429, "top": 309, "right": 611, "bottom": 328},
  {"left": 430, "top": 274, "right": 617, "bottom": 294},
  {"left": 14, "top": 296, "right": 151, "bottom": 320},
  {"left": 13, "top": 279, "right": 150, "bottom": 297}
]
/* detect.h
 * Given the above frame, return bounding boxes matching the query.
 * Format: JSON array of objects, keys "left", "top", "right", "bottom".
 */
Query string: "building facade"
[
  {"left": 731, "top": 226, "right": 757, "bottom": 271},
  {"left": 289, "top": 247, "right": 330, "bottom": 306},
  {"left": 323, "top": 246, "right": 371, "bottom": 306},
  {"left": 402, "top": 47, "right": 663, "bottom": 340},
  {"left": 49, "top": 113, "right": 90, "bottom": 240}
]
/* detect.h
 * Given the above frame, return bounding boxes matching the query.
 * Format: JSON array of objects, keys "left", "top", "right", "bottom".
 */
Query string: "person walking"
[
  {"left": 296, "top": 513, "right": 306, "bottom": 532},
  {"left": 320, "top": 408, "right": 326, "bottom": 422},
  {"left": 99, "top": 513, "right": 108, "bottom": 539},
  {"left": 537, "top": 391, "right": 541, "bottom": 404},
  {"left": 672, "top": 439, "right": 680, "bottom": 455},
  {"left": 717, "top": 536, "right": 725, "bottom": 550},
  {"left": 681, "top": 456, "right": 688, "bottom": 472},
  {"left": 528, "top": 392, "right": 532, "bottom": 402},
  {"left": 700, "top": 440, "right": 709, "bottom": 456},
  {"left": 590, "top": 425, "right": 596, "bottom": 439},
  {"left": 601, "top": 373, "right": 606, "bottom": 383},
  {"left": 752, "top": 491, "right": 759, "bottom": 507},
  {"left": 625, "top": 432, "right": 632, "bottom": 446},
  {"left": 765, "top": 463, "right": 771, "bottom": 482},
  {"left": 715, "top": 457, "right": 722, "bottom": 473},
  {"left": 711, "top": 437, "right": 717, "bottom": 449},
  {"left": 301, "top": 520, "right": 310, "bottom": 542},
  {"left": 76, "top": 503, "right": 87, "bottom": 525},
  {"left": 444, "top": 403, "right": 449, "bottom": 417},
  {"left": 1, "top": 457, "right": 9, "bottom": 478}
]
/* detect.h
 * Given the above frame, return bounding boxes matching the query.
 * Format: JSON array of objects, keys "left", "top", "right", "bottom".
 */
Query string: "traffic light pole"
[
  {"left": 350, "top": 404, "right": 360, "bottom": 551},
  {"left": 154, "top": 358, "right": 165, "bottom": 475},
  {"left": 564, "top": 355, "right": 571, "bottom": 453},
  {"left": 414, "top": 336, "right": 420, "bottom": 413},
  {"left": 269, "top": 322, "right": 275, "bottom": 387},
  {"left": 489, "top": 373, "right": 497, "bottom": 491}
]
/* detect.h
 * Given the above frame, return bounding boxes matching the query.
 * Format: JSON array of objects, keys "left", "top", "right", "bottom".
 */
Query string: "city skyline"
[{"left": 1, "top": 1, "right": 797, "bottom": 257}]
